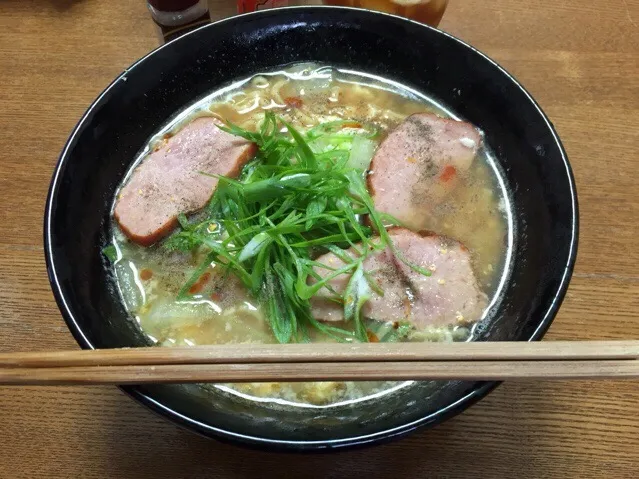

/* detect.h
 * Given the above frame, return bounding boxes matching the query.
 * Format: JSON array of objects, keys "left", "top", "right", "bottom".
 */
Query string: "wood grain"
[{"left": 0, "top": 0, "right": 638, "bottom": 477}]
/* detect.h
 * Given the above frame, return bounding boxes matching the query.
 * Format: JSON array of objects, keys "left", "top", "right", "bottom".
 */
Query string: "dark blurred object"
[
  {"left": 147, "top": 0, "right": 211, "bottom": 42},
  {"left": 324, "top": 0, "right": 448, "bottom": 27},
  {"left": 236, "top": 0, "right": 447, "bottom": 26},
  {"left": 237, "top": 0, "right": 291, "bottom": 14}
]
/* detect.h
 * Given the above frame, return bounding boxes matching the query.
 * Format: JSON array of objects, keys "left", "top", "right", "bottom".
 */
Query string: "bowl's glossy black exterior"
[{"left": 44, "top": 7, "right": 578, "bottom": 450}]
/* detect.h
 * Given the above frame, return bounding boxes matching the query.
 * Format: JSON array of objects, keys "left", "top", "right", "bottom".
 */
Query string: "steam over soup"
[{"left": 106, "top": 64, "right": 513, "bottom": 406}]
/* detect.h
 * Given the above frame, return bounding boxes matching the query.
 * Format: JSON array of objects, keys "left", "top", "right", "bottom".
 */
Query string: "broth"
[{"left": 108, "top": 64, "right": 513, "bottom": 406}]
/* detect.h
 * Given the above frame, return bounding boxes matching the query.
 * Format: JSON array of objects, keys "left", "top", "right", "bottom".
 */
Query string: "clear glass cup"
[{"left": 323, "top": 0, "right": 449, "bottom": 27}]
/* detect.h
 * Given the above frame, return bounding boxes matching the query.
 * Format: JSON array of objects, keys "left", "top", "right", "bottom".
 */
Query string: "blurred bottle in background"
[
  {"left": 323, "top": 0, "right": 448, "bottom": 27},
  {"left": 148, "top": 0, "right": 448, "bottom": 44},
  {"left": 236, "top": 0, "right": 447, "bottom": 27},
  {"left": 147, "top": 0, "right": 212, "bottom": 42},
  {"left": 237, "top": 0, "right": 293, "bottom": 14}
]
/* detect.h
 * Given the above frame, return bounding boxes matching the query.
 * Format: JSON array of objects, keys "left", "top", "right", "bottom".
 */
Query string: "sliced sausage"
[
  {"left": 368, "top": 113, "right": 481, "bottom": 230},
  {"left": 114, "top": 117, "right": 256, "bottom": 246},
  {"left": 311, "top": 228, "right": 487, "bottom": 329}
]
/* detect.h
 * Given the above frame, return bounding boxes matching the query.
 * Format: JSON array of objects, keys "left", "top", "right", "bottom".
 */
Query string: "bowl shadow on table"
[{"left": 96, "top": 383, "right": 567, "bottom": 479}]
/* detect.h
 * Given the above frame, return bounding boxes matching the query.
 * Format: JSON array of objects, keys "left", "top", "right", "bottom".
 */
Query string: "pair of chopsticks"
[{"left": 1, "top": 341, "right": 638, "bottom": 386}]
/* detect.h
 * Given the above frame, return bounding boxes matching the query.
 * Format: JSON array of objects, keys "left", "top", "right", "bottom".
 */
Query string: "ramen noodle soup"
[{"left": 106, "top": 64, "right": 513, "bottom": 406}]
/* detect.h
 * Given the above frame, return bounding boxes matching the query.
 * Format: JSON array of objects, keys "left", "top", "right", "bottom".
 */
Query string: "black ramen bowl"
[{"left": 44, "top": 7, "right": 578, "bottom": 450}]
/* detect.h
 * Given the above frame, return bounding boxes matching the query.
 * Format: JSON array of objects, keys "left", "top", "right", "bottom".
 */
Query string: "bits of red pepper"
[
  {"left": 139, "top": 269, "right": 153, "bottom": 281},
  {"left": 440, "top": 165, "right": 457, "bottom": 182},
  {"left": 188, "top": 272, "right": 211, "bottom": 295},
  {"left": 284, "top": 96, "right": 304, "bottom": 109}
]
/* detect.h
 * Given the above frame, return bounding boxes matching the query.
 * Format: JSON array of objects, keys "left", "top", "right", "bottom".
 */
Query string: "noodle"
[
  {"left": 328, "top": 85, "right": 341, "bottom": 103},
  {"left": 269, "top": 78, "right": 289, "bottom": 105},
  {"left": 250, "top": 75, "right": 270, "bottom": 89}
]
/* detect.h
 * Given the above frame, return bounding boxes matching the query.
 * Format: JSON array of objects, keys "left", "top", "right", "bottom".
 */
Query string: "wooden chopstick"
[
  {"left": 0, "top": 341, "right": 638, "bottom": 385},
  {"left": 2, "top": 360, "right": 639, "bottom": 385},
  {"left": 2, "top": 341, "right": 638, "bottom": 367}
]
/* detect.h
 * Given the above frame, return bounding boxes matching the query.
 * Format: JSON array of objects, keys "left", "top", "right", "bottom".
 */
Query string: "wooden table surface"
[{"left": 1, "top": 0, "right": 638, "bottom": 477}]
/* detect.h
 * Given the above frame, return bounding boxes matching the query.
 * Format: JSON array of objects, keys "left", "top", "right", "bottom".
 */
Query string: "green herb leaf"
[
  {"left": 343, "top": 261, "right": 372, "bottom": 342},
  {"left": 305, "top": 196, "right": 327, "bottom": 230},
  {"left": 281, "top": 119, "right": 317, "bottom": 169},
  {"left": 102, "top": 244, "right": 118, "bottom": 263},
  {"left": 177, "top": 213, "right": 191, "bottom": 230},
  {"left": 165, "top": 113, "right": 431, "bottom": 344},
  {"left": 238, "top": 232, "right": 273, "bottom": 263},
  {"left": 371, "top": 321, "right": 415, "bottom": 343}
]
